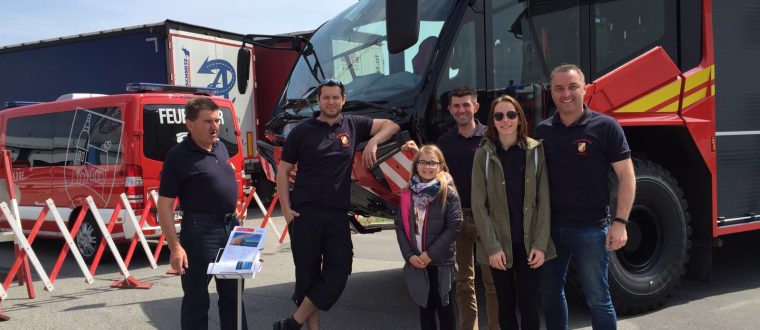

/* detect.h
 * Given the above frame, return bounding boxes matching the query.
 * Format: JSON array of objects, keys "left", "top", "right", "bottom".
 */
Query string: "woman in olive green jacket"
[{"left": 471, "top": 95, "right": 555, "bottom": 330}]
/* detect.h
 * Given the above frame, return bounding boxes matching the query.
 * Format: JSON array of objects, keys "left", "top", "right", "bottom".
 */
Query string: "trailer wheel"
[
  {"left": 608, "top": 158, "right": 691, "bottom": 314},
  {"left": 73, "top": 213, "right": 102, "bottom": 264}
]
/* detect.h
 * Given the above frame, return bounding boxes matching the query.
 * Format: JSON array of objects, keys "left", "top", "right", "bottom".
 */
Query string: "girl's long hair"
[
  {"left": 485, "top": 94, "right": 529, "bottom": 147},
  {"left": 410, "top": 144, "right": 453, "bottom": 209}
]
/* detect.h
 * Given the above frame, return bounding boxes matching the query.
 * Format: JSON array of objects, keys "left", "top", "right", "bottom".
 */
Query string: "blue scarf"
[{"left": 409, "top": 174, "right": 440, "bottom": 211}]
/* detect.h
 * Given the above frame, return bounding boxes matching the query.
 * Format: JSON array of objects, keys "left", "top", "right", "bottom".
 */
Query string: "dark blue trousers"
[{"left": 179, "top": 214, "right": 247, "bottom": 330}]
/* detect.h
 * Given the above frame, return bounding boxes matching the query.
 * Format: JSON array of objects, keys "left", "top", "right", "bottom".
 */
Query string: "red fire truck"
[{"left": 240, "top": 0, "right": 759, "bottom": 313}]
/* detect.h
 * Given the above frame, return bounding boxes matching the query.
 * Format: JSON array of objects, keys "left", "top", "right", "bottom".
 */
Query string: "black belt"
[{"left": 183, "top": 211, "right": 237, "bottom": 222}]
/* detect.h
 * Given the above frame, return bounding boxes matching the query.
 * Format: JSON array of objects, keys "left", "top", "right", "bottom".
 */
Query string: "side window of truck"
[
  {"left": 6, "top": 114, "right": 55, "bottom": 167},
  {"left": 428, "top": 7, "right": 486, "bottom": 139},
  {"left": 591, "top": 0, "right": 677, "bottom": 77}
]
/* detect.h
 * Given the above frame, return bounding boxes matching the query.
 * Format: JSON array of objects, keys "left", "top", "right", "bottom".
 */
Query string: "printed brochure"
[{"left": 207, "top": 226, "right": 266, "bottom": 279}]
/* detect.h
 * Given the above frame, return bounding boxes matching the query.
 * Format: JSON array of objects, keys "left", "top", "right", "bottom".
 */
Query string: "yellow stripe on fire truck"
[{"left": 613, "top": 65, "right": 714, "bottom": 114}]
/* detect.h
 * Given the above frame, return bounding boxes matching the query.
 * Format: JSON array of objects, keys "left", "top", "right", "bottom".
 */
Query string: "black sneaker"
[{"left": 273, "top": 319, "right": 287, "bottom": 330}]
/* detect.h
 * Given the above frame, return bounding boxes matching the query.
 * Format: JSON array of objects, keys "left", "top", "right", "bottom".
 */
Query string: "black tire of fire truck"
[
  {"left": 607, "top": 158, "right": 692, "bottom": 315},
  {"left": 71, "top": 210, "right": 102, "bottom": 264}
]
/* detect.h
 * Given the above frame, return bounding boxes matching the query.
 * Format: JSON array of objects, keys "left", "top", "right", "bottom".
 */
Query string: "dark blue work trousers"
[{"left": 179, "top": 214, "right": 247, "bottom": 330}]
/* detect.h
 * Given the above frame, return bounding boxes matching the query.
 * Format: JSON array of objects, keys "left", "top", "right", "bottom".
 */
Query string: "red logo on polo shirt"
[
  {"left": 337, "top": 133, "right": 350, "bottom": 148},
  {"left": 574, "top": 138, "right": 592, "bottom": 156}
]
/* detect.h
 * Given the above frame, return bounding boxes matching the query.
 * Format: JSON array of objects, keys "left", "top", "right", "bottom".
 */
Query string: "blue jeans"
[
  {"left": 180, "top": 214, "right": 246, "bottom": 330},
  {"left": 540, "top": 225, "right": 616, "bottom": 330}
]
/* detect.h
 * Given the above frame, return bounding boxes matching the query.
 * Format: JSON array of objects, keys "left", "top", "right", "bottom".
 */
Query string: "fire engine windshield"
[
  {"left": 278, "top": 0, "right": 456, "bottom": 117},
  {"left": 142, "top": 104, "right": 239, "bottom": 161}
]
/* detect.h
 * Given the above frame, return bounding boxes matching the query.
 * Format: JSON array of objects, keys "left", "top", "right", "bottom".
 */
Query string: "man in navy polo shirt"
[
  {"left": 436, "top": 86, "right": 500, "bottom": 329},
  {"left": 157, "top": 97, "right": 244, "bottom": 330},
  {"left": 274, "top": 79, "right": 400, "bottom": 330},
  {"left": 536, "top": 64, "right": 636, "bottom": 330}
]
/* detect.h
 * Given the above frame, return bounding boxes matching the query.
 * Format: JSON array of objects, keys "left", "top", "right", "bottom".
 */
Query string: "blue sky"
[{"left": 0, "top": 0, "right": 358, "bottom": 47}]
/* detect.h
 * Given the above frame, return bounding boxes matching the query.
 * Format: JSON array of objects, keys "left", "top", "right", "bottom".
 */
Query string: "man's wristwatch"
[{"left": 613, "top": 217, "right": 630, "bottom": 226}]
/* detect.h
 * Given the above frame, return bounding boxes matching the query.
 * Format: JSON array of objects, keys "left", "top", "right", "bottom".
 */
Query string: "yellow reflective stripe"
[
  {"left": 682, "top": 87, "right": 708, "bottom": 109},
  {"left": 710, "top": 66, "right": 716, "bottom": 95},
  {"left": 682, "top": 66, "right": 715, "bottom": 109},
  {"left": 684, "top": 65, "right": 712, "bottom": 91},
  {"left": 655, "top": 101, "right": 680, "bottom": 113},
  {"left": 615, "top": 79, "right": 681, "bottom": 113}
]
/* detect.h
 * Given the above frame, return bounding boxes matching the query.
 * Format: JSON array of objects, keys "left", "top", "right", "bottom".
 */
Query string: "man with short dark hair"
[
  {"left": 439, "top": 86, "right": 499, "bottom": 330},
  {"left": 536, "top": 64, "right": 636, "bottom": 330},
  {"left": 274, "top": 79, "right": 400, "bottom": 329},
  {"left": 157, "top": 97, "right": 245, "bottom": 329}
]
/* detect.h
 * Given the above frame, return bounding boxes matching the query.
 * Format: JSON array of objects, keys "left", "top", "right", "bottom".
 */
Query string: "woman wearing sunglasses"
[{"left": 471, "top": 95, "right": 556, "bottom": 330}]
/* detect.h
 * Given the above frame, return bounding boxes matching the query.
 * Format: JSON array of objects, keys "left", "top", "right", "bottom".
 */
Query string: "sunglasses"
[
  {"left": 493, "top": 111, "right": 518, "bottom": 121},
  {"left": 319, "top": 78, "right": 343, "bottom": 87}
]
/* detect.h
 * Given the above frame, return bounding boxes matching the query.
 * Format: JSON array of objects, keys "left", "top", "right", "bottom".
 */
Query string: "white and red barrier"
[
  {"left": 121, "top": 191, "right": 159, "bottom": 271},
  {"left": 0, "top": 149, "right": 169, "bottom": 321},
  {"left": 0, "top": 202, "right": 54, "bottom": 293},
  {"left": 1, "top": 149, "right": 18, "bottom": 321},
  {"left": 34, "top": 199, "right": 94, "bottom": 285},
  {"left": 83, "top": 196, "right": 152, "bottom": 289}
]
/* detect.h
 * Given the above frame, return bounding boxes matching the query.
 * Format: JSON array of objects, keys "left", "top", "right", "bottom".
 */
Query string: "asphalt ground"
[{"left": 2, "top": 210, "right": 760, "bottom": 329}]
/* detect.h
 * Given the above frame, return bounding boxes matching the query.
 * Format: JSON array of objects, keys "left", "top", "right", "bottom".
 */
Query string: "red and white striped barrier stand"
[
  {"left": 140, "top": 191, "right": 182, "bottom": 275},
  {"left": 247, "top": 187, "right": 285, "bottom": 244},
  {"left": 121, "top": 192, "right": 159, "bottom": 271},
  {"left": 238, "top": 186, "right": 256, "bottom": 220},
  {"left": 0, "top": 202, "right": 55, "bottom": 294},
  {"left": 0, "top": 150, "right": 33, "bottom": 298},
  {"left": 1, "top": 150, "right": 18, "bottom": 321},
  {"left": 257, "top": 151, "right": 293, "bottom": 244},
  {"left": 0, "top": 199, "right": 88, "bottom": 321},
  {"left": 38, "top": 199, "right": 94, "bottom": 286},
  {"left": 83, "top": 196, "right": 152, "bottom": 289},
  {"left": 255, "top": 192, "right": 290, "bottom": 244}
]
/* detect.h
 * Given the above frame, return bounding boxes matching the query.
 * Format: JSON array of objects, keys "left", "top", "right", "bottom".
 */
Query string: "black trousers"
[
  {"left": 179, "top": 214, "right": 246, "bottom": 330},
  {"left": 289, "top": 204, "right": 353, "bottom": 311},
  {"left": 420, "top": 266, "right": 456, "bottom": 330},
  {"left": 490, "top": 243, "right": 541, "bottom": 330}
]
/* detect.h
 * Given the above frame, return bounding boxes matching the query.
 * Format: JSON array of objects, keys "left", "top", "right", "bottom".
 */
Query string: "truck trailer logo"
[
  {"left": 64, "top": 108, "right": 124, "bottom": 206},
  {"left": 197, "top": 57, "right": 236, "bottom": 99},
  {"left": 182, "top": 47, "right": 192, "bottom": 86}
]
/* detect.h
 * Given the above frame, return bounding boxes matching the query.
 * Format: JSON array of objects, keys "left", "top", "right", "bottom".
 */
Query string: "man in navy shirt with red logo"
[
  {"left": 274, "top": 79, "right": 399, "bottom": 330},
  {"left": 157, "top": 97, "right": 244, "bottom": 330},
  {"left": 536, "top": 64, "right": 636, "bottom": 330}
]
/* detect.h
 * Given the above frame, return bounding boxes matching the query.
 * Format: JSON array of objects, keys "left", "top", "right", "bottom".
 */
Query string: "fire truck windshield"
[{"left": 278, "top": 0, "right": 456, "bottom": 116}]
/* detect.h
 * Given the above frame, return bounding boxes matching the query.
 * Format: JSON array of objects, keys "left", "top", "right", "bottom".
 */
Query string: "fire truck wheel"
[
  {"left": 73, "top": 213, "right": 103, "bottom": 264},
  {"left": 607, "top": 158, "right": 691, "bottom": 315}
]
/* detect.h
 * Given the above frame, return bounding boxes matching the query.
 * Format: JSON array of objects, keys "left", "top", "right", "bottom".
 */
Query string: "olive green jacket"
[{"left": 471, "top": 137, "right": 556, "bottom": 268}]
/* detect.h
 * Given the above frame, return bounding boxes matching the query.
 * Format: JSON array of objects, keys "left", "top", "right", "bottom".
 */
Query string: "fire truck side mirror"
[
  {"left": 387, "top": 0, "right": 420, "bottom": 54},
  {"left": 237, "top": 47, "right": 251, "bottom": 94}
]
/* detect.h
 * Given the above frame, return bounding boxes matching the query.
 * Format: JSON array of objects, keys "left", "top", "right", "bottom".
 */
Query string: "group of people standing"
[
  {"left": 157, "top": 63, "right": 634, "bottom": 330},
  {"left": 397, "top": 63, "right": 635, "bottom": 330}
]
